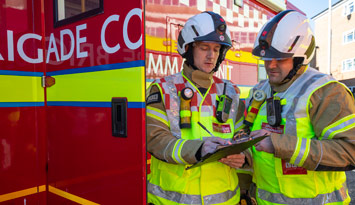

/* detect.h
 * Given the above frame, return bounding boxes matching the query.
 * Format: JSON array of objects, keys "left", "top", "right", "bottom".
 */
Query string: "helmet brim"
[
  {"left": 194, "top": 31, "right": 232, "bottom": 47},
  {"left": 252, "top": 45, "right": 293, "bottom": 60}
]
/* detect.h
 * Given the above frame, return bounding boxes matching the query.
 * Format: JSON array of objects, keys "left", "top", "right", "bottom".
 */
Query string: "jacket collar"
[{"left": 183, "top": 63, "right": 214, "bottom": 89}]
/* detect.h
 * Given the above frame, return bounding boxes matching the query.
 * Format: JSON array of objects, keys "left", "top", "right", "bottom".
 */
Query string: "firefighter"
[
  {"left": 239, "top": 10, "right": 355, "bottom": 204},
  {"left": 146, "top": 11, "right": 248, "bottom": 204}
]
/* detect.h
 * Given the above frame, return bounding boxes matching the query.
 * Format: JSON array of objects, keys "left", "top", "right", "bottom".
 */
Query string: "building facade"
[{"left": 312, "top": 0, "right": 355, "bottom": 96}]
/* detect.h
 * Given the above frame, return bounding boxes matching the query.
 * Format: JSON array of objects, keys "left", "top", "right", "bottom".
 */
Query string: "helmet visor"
[
  {"left": 194, "top": 31, "right": 232, "bottom": 47},
  {"left": 252, "top": 44, "right": 293, "bottom": 60}
]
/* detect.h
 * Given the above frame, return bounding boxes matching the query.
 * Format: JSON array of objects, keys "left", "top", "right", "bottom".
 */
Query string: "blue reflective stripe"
[
  {"left": 0, "top": 102, "right": 45, "bottom": 107},
  {"left": 0, "top": 70, "right": 43, "bottom": 77}
]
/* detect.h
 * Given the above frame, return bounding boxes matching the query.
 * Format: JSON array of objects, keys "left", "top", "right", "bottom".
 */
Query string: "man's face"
[
  {"left": 264, "top": 58, "right": 293, "bottom": 85},
  {"left": 193, "top": 42, "right": 221, "bottom": 73}
]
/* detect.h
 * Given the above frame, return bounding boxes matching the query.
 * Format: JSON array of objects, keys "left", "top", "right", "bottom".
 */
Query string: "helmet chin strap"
[
  {"left": 184, "top": 44, "right": 199, "bottom": 70},
  {"left": 283, "top": 57, "right": 304, "bottom": 81}
]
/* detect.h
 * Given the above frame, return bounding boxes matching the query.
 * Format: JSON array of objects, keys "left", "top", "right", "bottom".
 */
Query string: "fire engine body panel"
[
  {"left": 0, "top": 0, "right": 145, "bottom": 204},
  {"left": 0, "top": 0, "right": 301, "bottom": 204}
]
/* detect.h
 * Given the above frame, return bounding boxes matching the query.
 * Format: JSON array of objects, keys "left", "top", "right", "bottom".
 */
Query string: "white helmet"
[
  {"left": 252, "top": 10, "right": 315, "bottom": 65},
  {"left": 177, "top": 11, "right": 232, "bottom": 71}
]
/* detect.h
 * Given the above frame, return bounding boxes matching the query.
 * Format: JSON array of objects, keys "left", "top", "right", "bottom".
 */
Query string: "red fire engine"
[{"left": 0, "top": 0, "right": 301, "bottom": 204}]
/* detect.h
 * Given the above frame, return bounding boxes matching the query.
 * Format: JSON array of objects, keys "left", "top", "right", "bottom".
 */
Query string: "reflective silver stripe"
[
  {"left": 235, "top": 118, "right": 244, "bottom": 130},
  {"left": 201, "top": 105, "right": 213, "bottom": 115},
  {"left": 285, "top": 73, "right": 326, "bottom": 136},
  {"left": 147, "top": 108, "right": 168, "bottom": 123},
  {"left": 191, "top": 105, "right": 198, "bottom": 112},
  {"left": 173, "top": 140, "right": 186, "bottom": 164},
  {"left": 315, "top": 140, "right": 323, "bottom": 169},
  {"left": 200, "top": 111, "right": 211, "bottom": 117},
  {"left": 250, "top": 69, "right": 332, "bottom": 136},
  {"left": 160, "top": 72, "right": 239, "bottom": 139},
  {"left": 148, "top": 182, "right": 202, "bottom": 204},
  {"left": 148, "top": 182, "right": 239, "bottom": 205},
  {"left": 203, "top": 185, "right": 239, "bottom": 204},
  {"left": 258, "top": 185, "right": 348, "bottom": 205},
  {"left": 323, "top": 117, "right": 355, "bottom": 140},
  {"left": 290, "top": 74, "right": 325, "bottom": 117},
  {"left": 164, "top": 75, "right": 181, "bottom": 138},
  {"left": 294, "top": 138, "right": 308, "bottom": 166},
  {"left": 197, "top": 91, "right": 203, "bottom": 102}
]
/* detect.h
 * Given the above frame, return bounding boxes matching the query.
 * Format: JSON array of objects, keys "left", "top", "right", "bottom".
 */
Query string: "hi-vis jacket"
[
  {"left": 247, "top": 66, "right": 355, "bottom": 205},
  {"left": 146, "top": 64, "right": 245, "bottom": 205}
]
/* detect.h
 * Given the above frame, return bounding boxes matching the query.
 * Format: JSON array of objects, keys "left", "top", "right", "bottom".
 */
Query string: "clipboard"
[{"left": 186, "top": 135, "right": 267, "bottom": 170}]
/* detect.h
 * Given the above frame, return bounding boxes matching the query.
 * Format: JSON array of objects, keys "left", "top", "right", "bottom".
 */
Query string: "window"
[
  {"left": 342, "top": 58, "right": 355, "bottom": 72},
  {"left": 54, "top": 0, "right": 103, "bottom": 27},
  {"left": 343, "top": 30, "right": 354, "bottom": 44},
  {"left": 344, "top": 1, "right": 354, "bottom": 16}
]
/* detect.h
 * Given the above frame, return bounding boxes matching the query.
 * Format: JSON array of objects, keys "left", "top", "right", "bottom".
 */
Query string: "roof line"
[{"left": 311, "top": 0, "right": 344, "bottom": 19}]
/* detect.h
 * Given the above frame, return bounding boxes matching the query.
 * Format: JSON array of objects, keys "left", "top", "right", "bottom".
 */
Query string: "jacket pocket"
[
  {"left": 158, "top": 160, "right": 189, "bottom": 193},
  {"left": 275, "top": 158, "right": 318, "bottom": 198}
]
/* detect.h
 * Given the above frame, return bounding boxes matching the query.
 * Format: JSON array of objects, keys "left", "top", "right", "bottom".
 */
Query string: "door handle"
[{"left": 111, "top": 97, "right": 127, "bottom": 137}]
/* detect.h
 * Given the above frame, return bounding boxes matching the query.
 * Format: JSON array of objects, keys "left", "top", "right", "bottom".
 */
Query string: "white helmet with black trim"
[
  {"left": 177, "top": 11, "right": 232, "bottom": 72},
  {"left": 252, "top": 10, "right": 315, "bottom": 66}
]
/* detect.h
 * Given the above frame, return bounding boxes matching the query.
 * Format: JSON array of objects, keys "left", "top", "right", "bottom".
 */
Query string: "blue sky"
[{"left": 288, "top": 0, "right": 341, "bottom": 18}]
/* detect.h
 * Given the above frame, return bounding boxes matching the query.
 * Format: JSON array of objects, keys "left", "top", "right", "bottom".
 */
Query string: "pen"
[
  {"left": 197, "top": 122, "right": 231, "bottom": 145},
  {"left": 197, "top": 122, "right": 217, "bottom": 138}
]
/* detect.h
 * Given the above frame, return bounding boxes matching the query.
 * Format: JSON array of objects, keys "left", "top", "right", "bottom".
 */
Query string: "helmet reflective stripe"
[{"left": 252, "top": 10, "right": 315, "bottom": 65}]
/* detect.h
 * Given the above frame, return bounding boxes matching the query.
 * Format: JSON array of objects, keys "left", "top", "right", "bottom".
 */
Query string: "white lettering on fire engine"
[
  {"left": 17, "top": 33, "right": 43, "bottom": 63},
  {"left": 0, "top": 8, "right": 141, "bottom": 64},
  {"left": 147, "top": 53, "right": 233, "bottom": 80},
  {"left": 47, "top": 33, "right": 60, "bottom": 63},
  {"left": 148, "top": 53, "right": 181, "bottom": 75},
  {"left": 7, "top": 30, "right": 14, "bottom": 61},
  {"left": 60, "top": 29, "right": 75, "bottom": 61},
  {"left": 123, "top": 8, "right": 142, "bottom": 50},
  {"left": 76, "top": 24, "right": 88, "bottom": 58},
  {"left": 101, "top": 14, "right": 121, "bottom": 54}
]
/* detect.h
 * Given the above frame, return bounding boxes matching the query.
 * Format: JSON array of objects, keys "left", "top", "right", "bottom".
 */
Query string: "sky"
[{"left": 288, "top": 0, "right": 342, "bottom": 18}]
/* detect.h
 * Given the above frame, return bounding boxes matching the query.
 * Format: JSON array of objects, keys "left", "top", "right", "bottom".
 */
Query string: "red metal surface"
[
  {"left": 47, "top": 107, "right": 145, "bottom": 204},
  {"left": 44, "top": 0, "right": 143, "bottom": 71},
  {"left": 43, "top": 0, "right": 146, "bottom": 204},
  {"left": 0, "top": 0, "right": 47, "bottom": 204},
  {"left": 1, "top": 0, "right": 145, "bottom": 204},
  {"left": 0, "top": 0, "right": 45, "bottom": 72},
  {"left": 0, "top": 107, "right": 46, "bottom": 194}
]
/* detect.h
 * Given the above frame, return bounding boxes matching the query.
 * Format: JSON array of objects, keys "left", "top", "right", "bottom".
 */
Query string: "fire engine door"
[{"left": 44, "top": 0, "right": 146, "bottom": 204}]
